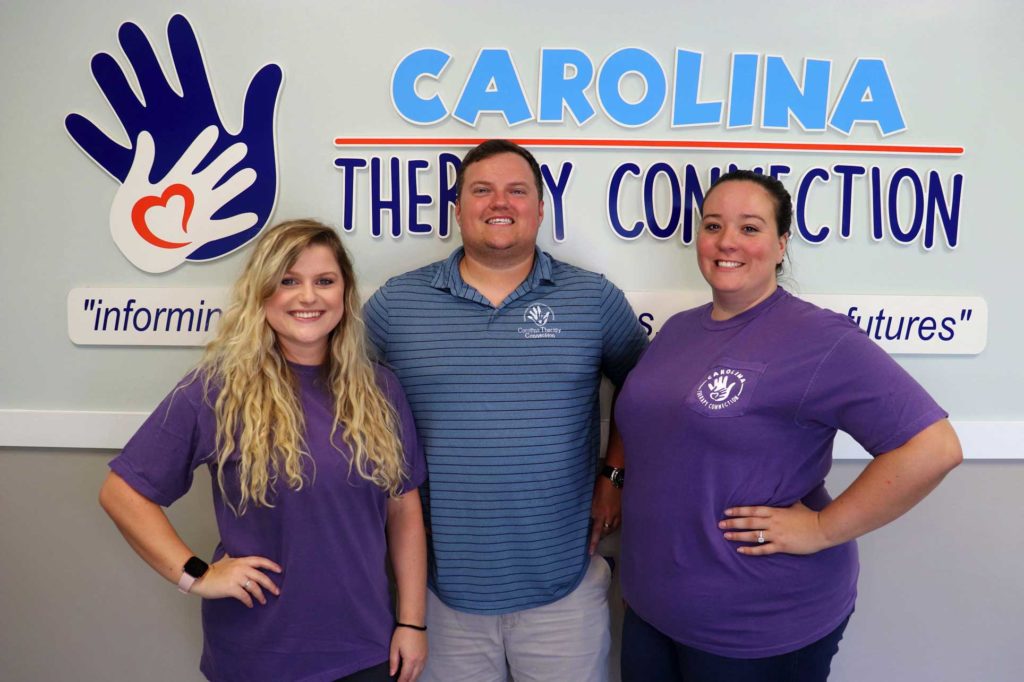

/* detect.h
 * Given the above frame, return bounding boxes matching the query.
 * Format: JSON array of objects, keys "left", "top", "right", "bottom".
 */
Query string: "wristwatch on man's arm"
[{"left": 600, "top": 465, "right": 625, "bottom": 489}]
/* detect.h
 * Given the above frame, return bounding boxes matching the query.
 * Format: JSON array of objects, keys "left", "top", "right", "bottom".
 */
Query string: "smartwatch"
[
  {"left": 601, "top": 465, "right": 625, "bottom": 489},
  {"left": 177, "top": 556, "right": 210, "bottom": 594}
]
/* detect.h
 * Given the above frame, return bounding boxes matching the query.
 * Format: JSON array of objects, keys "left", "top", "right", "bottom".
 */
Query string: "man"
[{"left": 364, "top": 140, "right": 647, "bottom": 681}]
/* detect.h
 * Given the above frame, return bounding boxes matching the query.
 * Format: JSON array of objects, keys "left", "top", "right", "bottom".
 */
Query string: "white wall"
[{"left": 2, "top": 0, "right": 1019, "bottom": 419}]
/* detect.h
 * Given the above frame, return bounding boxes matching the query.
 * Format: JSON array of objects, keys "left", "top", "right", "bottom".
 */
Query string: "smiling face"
[
  {"left": 697, "top": 180, "right": 788, "bottom": 319},
  {"left": 455, "top": 152, "right": 544, "bottom": 265},
  {"left": 263, "top": 244, "right": 345, "bottom": 365}
]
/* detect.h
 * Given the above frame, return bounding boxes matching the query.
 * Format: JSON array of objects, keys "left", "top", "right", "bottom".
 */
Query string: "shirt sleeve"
[
  {"left": 797, "top": 329, "right": 948, "bottom": 456},
  {"left": 376, "top": 365, "right": 426, "bottom": 492},
  {"left": 363, "top": 286, "right": 391, "bottom": 362},
  {"left": 108, "top": 376, "right": 212, "bottom": 507},
  {"left": 598, "top": 278, "right": 650, "bottom": 387}
]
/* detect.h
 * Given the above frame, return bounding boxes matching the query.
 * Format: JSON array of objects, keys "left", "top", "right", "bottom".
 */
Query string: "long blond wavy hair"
[{"left": 197, "top": 219, "right": 407, "bottom": 513}]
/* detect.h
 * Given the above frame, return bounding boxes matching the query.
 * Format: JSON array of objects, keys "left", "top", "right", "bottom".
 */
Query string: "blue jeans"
[{"left": 621, "top": 607, "right": 850, "bottom": 682}]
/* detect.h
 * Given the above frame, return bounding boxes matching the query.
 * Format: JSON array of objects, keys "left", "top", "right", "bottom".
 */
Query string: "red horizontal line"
[{"left": 333, "top": 137, "right": 964, "bottom": 156}]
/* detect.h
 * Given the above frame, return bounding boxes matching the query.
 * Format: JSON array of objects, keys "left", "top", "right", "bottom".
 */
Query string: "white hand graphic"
[
  {"left": 109, "top": 126, "right": 257, "bottom": 273},
  {"left": 526, "top": 305, "right": 552, "bottom": 326},
  {"left": 707, "top": 375, "right": 736, "bottom": 402}
]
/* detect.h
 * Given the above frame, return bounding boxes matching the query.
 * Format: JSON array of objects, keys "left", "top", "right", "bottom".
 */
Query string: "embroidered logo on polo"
[
  {"left": 525, "top": 303, "right": 554, "bottom": 327},
  {"left": 695, "top": 367, "right": 747, "bottom": 411},
  {"left": 518, "top": 303, "right": 561, "bottom": 339}
]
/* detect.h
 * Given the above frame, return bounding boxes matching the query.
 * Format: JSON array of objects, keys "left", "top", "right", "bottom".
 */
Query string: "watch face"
[{"left": 183, "top": 556, "right": 209, "bottom": 579}]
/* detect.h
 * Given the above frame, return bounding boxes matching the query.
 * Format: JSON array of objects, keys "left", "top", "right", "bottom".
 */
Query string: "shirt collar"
[{"left": 430, "top": 247, "right": 556, "bottom": 292}]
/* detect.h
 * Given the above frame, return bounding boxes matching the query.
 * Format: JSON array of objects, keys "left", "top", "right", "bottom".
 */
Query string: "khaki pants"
[{"left": 421, "top": 554, "right": 613, "bottom": 682}]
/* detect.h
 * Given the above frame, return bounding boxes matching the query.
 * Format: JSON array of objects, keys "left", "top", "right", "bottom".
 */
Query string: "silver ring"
[
  {"left": 602, "top": 523, "right": 611, "bottom": 529},
  {"left": 244, "top": 580, "right": 252, "bottom": 589},
  {"left": 757, "top": 530, "right": 766, "bottom": 544}
]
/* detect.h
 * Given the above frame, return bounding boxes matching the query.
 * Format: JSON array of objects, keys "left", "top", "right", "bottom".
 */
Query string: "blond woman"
[{"left": 100, "top": 220, "right": 427, "bottom": 682}]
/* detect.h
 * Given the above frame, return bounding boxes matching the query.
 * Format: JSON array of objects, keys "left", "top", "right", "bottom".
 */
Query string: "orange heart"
[{"left": 131, "top": 183, "right": 195, "bottom": 249}]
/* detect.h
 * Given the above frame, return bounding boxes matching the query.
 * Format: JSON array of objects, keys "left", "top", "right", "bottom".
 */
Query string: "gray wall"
[{"left": 1, "top": 449, "right": 1018, "bottom": 681}]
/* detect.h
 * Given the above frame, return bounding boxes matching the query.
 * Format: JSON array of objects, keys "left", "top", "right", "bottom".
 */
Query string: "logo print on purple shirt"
[
  {"left": 65, "top": 14, "right": 283, "bottom": 273},
  {"left": 695, "top": 367, "right": 747, "bottom": 411}
]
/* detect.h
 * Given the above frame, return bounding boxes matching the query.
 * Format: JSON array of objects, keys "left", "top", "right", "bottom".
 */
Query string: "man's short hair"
[{"left": 455, "top": 139, "right": 544, "bottom": 201}]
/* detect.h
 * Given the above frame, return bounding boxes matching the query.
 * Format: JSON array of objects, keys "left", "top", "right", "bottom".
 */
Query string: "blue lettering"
[
  {"left": 871, "top": 166, "right": 885, "bottom": 241},
  {"left": 672, "top": 50, "right": 722, "bottom": 126},
  {"left": 887, "top": 168, "right": 924, "bottom": 244},
  {"left": 538, "top": 49, "right": 596, "bottom": 124},
  {"left": 939, "top": 317, "right": 956, "bottom": 341},
  {"left": 406, "top": 159, "right": 433, "bottom": 234},
  {"left": 846, "top": 306, "right": 861, "bottom": 327},
  {"left": 132, "top": 307, "right": 152, "bottom": 332},
  {"left": 727, "top": 53, "right": 758, "bottom": 128},
  {"left": 204, "top": 307, "right": 222, "bottom": 332},
  {"left": 92, "top": 298, "right": 103, "bottom": 330},
  {"left": 334, "top": 157, "right": 368, "bottom": 232},
  {"left": 437, "top": 152, "right": 460, "bottom": 239},
  {"left": 638, "top": 312, "right": 654, "bottom": 336},
  {"left": 608, "top": 163, "right": 644, "bottom": 239},
  {"left": 830, "top": 59, "right": 906, "bottom": 135},
  {"left": 541, "top": 162, "right": 574, "bottom": 242},
  {"left": 833, "top": 164, "right": 866, "bottom": 239},
  {"left": 454, "top": 49, "right": 533, "bottom": 126},
  {"left": 643, "top": 163, "right": 681, "bottom": 239},
  {"left": 925, "top": 171, "right": 963, "bottom": 249},
  {"left": 389, "top": 49, "right": 911, "bottom": 134},
  {"left": 796, "top": 167, "right": 831, "bottom": 242},
  {"left": 391, "top": 49, "right": 451, "bottom": 124},
  {"left": 763, "top": 57, "right": 831, "bottom": 131},
  {"left": 102, "top": 303, "right": 118, "bottom": 331},
  {"left": 681, "top": 164, "right": 706, "bottom": 244},
  {"left": 370, "top": 157, "right": 402, "bottom": 238},
  {"left": 918, "top": 316, "right": 937, "bottom": 341},
  {"left": 598, "top": 48, "right": 666, "bottom": 127}
]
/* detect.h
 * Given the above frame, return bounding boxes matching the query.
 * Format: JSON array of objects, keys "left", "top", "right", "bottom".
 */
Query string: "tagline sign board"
[
  {"left": 1, "top": 2, "right": 1020, "bottom": 456},
  {"left": 67, "top": 288, "right": 987, "bottom": 357}
]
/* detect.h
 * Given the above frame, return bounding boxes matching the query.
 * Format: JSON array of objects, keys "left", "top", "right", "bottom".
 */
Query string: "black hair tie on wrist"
[{"left": 396, "top": 622, "right": 427, "bottom": 631}]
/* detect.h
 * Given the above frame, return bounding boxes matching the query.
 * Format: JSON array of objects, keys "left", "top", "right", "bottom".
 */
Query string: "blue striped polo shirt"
[{"left": 364, "top": 247, "right": 648, "bottom": 614}]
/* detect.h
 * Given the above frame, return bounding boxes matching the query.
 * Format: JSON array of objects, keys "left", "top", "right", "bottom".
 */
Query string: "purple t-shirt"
[
  {"left": 616, "top": 288, "right": 946, "bottom": 658},
  {"left": 110, "top": 363, "right": 425, "bottom": 682}
]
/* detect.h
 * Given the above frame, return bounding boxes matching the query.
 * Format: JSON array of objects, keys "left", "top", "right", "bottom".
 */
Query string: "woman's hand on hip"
[
  {"left": 190, "top": 554, "right": 282, "bottom": 607},
  {"left": 719, "top": 501, "right": 831, "bottom": 556}
]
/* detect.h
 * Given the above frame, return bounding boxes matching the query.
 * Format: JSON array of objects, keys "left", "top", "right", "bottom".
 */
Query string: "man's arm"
[
  {"left": 589, "top": 411, "right": 625, "bottom": 555},
  {"left": 590, "top": 279, "right": 649, "bottom": 554}
]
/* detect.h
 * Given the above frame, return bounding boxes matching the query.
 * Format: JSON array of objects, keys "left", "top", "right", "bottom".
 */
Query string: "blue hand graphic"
[{"left": 65, "top": 14, "right": 283, "bottom": 262}]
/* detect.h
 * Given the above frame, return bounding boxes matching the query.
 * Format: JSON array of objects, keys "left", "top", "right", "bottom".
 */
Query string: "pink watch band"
[{"left": 177, "top": 571, "right": 198, "bottom": 594}]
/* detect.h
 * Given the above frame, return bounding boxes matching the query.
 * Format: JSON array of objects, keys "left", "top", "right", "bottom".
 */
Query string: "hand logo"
[
  {"left": 525, "top": 304, "right": 553, "bottom": 327},
  {"left": 111, "top": 127, "right": 257, "bottom": 272},
  {"left": 707, "top": 375, "right": 736, "bottom": 402},
  {"left": 65, "top": 14, "right": 283, "bottom": 273}
]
